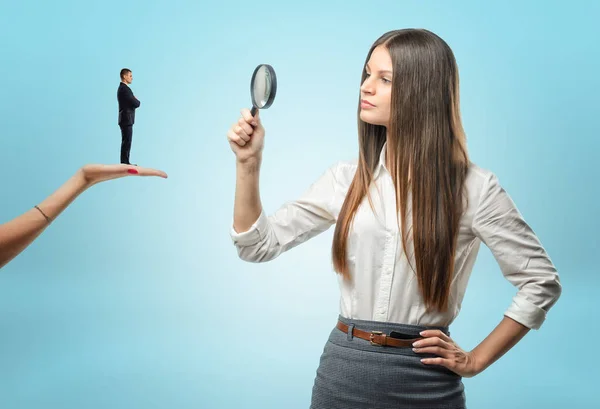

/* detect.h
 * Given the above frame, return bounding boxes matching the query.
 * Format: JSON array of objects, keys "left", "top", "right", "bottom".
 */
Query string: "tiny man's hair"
[{"left": 120, "top": 68, "right": 132, "bottom": 80}]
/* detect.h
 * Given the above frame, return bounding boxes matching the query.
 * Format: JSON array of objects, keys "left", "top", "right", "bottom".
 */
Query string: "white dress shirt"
[{"left": 230, "top": 143, "right": 562, "bottom": 330}]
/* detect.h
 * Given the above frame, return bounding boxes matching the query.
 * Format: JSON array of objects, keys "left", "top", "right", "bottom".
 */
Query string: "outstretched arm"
[
  {"left": 0, "top": 169, "right": 87, "bottom": 269},
  {"left": 0, "top": 164, "right": 167, "bottom": 270}
]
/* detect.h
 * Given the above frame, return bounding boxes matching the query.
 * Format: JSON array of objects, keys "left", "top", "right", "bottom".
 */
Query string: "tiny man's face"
[{"left": 124, "top": 72, "right": 133, "bottom": 84}]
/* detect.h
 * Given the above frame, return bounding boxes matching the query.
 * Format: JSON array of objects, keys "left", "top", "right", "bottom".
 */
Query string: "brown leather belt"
[{"left": 336, "top": 320, "right": 423, "bottom": 348}]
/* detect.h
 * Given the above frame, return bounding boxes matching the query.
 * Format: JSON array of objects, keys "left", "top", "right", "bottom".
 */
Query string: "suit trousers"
[{"left": 119, "top": 124, "right": 133, "bottom": 164}]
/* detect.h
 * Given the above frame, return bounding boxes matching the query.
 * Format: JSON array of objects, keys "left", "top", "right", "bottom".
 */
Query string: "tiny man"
[{"left": 117, "top": 68, "right": 140, "bottom": 165}]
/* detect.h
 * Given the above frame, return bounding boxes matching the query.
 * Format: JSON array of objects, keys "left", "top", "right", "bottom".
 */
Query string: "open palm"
[{"left": 81, "top": 164, "right": 168, "bottom": 186}]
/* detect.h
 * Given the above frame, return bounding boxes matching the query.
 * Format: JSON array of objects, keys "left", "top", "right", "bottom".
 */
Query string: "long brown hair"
[{"left": 332, "top": 29, "right": 470, "bottom": 313}]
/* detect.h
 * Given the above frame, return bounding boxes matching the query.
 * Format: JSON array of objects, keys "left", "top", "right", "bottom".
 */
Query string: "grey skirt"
[{"left": 310, "top": 315, "right": 466, "bottom": 409}]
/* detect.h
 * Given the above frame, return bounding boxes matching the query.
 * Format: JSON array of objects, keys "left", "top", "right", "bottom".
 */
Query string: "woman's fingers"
[
  {"left": 132, "top": 166, "right": 168, "bottom": 178},
  {"left": 241, "top": 108, "right": 258, "bottom": 126},
  {"left": 412, "top": 346, "right": 451, "bottom": 358},
  {"left": 412, "top": 337, "right": 451, "bottom": 350},
  {"left": 237, "top": 117, "right": 254, "bottom": 135},
  {"left": 419, "top": 330, "right": 453, "bottom": 343},
  {"left": 227, "top": 129, "right": 248, "bottom": 146}
]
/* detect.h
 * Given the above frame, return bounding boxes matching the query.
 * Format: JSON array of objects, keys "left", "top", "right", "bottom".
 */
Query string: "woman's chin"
[{"left": 359, "top": 112, "right": 386, "bottom": 127}]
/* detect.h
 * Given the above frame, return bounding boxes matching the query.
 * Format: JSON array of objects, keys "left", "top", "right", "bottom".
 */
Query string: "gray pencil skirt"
[{"left": 310, "top": 315, "right": 466, "bottom": 409}]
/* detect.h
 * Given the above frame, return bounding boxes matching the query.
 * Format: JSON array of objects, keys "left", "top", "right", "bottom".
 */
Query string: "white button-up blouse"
[{"left": 230, "top": 144, "right": 562, "bottom": 330}]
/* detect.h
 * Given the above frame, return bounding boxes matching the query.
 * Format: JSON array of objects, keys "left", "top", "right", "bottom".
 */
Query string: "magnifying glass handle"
[{"left": 250, "top": 106, "right": 258, "bottom": 117}]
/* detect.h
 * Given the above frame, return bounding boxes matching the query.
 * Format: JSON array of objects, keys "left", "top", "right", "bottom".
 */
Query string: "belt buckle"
[{"left": 369, "top": 330, "right": 384, "bottom": 346}]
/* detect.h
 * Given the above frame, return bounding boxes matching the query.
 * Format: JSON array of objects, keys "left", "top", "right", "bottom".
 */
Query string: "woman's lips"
[{"left": 361, "top": 100, "right": 376, "bottom": 109}]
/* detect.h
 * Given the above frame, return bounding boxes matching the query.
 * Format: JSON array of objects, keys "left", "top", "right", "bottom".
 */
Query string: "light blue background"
[{"left": 0, "top": 0, "right": 597, "bottom": 408}]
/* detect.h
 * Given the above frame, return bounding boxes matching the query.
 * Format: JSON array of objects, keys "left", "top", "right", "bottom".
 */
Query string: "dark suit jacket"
[{"left": 117, "top": 82, "right": 141, "bottom": 126}]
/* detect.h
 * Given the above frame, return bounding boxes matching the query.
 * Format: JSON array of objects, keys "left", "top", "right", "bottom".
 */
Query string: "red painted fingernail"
[{"left": 127, "top": 168, "right": 138, "bottom": 174}]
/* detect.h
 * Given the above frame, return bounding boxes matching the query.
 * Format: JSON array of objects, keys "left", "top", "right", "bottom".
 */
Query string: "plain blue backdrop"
[{"left": 0, "top": 0, "right": 597, "bottom": 408}]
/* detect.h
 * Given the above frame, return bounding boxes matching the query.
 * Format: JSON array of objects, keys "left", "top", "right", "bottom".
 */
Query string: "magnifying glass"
[{"left": 250, "top": 64, "right": 277, "bottom": 117}]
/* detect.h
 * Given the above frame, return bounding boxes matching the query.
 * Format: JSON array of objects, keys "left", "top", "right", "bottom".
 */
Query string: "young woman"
[
  {"left": 227, "top": 29, "right": 561, "bottom": 408},
  {"left": 0, "top": 164, "right": 167, "bottom": 270}
]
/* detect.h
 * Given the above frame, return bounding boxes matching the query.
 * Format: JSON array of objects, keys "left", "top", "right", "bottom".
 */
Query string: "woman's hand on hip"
[{"left": 412, "top": 330, "right": 483, "bottom": 378}]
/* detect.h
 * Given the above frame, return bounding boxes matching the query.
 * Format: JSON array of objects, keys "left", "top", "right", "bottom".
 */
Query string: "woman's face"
[{"left": 360, "top": 45, "right": 393, "bottom": 128}]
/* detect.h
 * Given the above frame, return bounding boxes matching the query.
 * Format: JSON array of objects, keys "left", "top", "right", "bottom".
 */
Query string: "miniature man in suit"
[{"left": 117, "top": 68, "right": 140, "bottom": 165}]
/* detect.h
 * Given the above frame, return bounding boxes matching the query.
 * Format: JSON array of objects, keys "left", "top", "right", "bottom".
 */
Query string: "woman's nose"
[{"left": 361, "top": 77, "right": 374, "bottom": 94}]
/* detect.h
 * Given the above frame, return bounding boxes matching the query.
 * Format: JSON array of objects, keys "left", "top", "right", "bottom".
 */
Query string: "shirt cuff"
[
  {"left": 230, "top": 210, "right": 269, "bottom": 247},
  {"left": 503, "top": 293, "right": 548, "bottom": 330}
]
